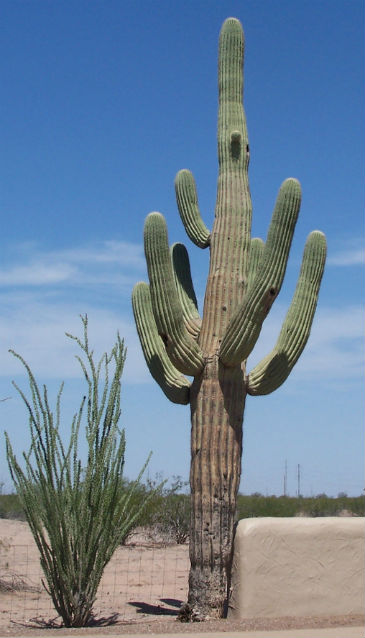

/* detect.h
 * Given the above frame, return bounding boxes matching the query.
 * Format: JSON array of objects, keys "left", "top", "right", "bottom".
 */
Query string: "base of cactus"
[{"left": 178, "top": 567, "right": 227, "bottom": 622}]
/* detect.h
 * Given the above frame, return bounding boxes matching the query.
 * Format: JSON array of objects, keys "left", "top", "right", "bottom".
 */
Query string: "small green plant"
[
  {"left": 0, "top": 492, "right": 25, "bottom": 520},
  {"left": 151, "top": 476, "right": 190, "bottom": 544},
  {"left": 5, "top": 315, "right": 153, "bottom": 627}
]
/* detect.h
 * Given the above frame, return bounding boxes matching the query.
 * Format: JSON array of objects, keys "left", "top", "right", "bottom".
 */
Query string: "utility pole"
[
  {"left": 283, "top": 460, "right": 288, "bottom": 496},
  {"left": 297, "top": 463, "right": 301, "bottom": 497}
]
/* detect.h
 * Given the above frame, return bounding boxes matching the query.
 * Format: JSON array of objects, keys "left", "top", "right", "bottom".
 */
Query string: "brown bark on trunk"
[{"left": 183, "top": 357, "right": 246, "bottom": 619}]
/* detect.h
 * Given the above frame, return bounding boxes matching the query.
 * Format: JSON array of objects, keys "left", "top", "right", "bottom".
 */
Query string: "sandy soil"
[{"left": 0, "top": 519, "right": 363, "bottom": 636}]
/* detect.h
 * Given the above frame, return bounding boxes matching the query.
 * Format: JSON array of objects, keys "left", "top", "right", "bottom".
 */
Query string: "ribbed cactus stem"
[
  {"left": 175, "top": 170, "right": 210, "bottom": 248},
  {"left": 247, "top": 237, "right": 265, "bottom": 292},
  {"left": 219, "top": 178, "right": 301, "bottom": 366},
  {"left": 247, "top": 231, "right": 327, "bottom": 395},
  {"left": 132, "top": 282, "right": 190, "bottom": 404},
  {"left": 199, "top": 18, "right": 251, "bottom": 353},
  {"left": 144, "top": 213, "right": 204, "bottom": 376}
]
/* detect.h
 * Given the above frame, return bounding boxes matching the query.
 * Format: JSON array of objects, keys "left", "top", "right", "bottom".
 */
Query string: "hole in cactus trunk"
[{"left": 230, "top": 131, "right": 241, "bottom": 160}]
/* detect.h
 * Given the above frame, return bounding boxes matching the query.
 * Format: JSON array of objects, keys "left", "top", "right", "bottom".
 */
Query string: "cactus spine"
[{"left": 132, "top": 18, "right": 326, "bottom": 619}]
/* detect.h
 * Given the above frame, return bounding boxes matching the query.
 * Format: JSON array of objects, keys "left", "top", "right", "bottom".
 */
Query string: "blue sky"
[{"left": 1, "top": 0, "right": 364, "bottom": 497}]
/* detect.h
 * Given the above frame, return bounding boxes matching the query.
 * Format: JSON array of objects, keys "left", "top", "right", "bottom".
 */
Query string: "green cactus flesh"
[
  {"left": 247, "top": 231, "right": 327, "bottom": 395},
  {"left": 132, "top": 17, "right": 326, "bottom": 618},
  {"left": 132, "top": 282, "right": 191, "bottom": 404},
  {"left": 175, "top": 170, "right": 210, "bottom": 248},
  {"left": 171, "top": 242, "right": 202, "bottom": 340},
  {"left": 247, "top": 237, "right": 265, "bottom": 292},
  {"left": 143, "top": 212, "right": 204, "bottom": 376}
]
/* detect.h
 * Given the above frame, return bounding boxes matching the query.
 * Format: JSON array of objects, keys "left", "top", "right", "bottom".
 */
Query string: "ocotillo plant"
[
  {"left": 6, "top": 316, "right": 154, "bottom": 627},
  {"left": 132, "top": 18, "right": 326, "bottom": 620}
]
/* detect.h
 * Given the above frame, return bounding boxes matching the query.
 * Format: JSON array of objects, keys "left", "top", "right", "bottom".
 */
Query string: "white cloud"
[
  {"left": 0, "top": 263, "right": 76, "bottom": 285},
  {"left": 247, "top": 304, "right": 364, "bottom": 382},
  {"left": 294, "top": 306, "right": 364, "bottom": 379},
  {"left": 0, "top": 240, "right": 146, "bottom": 287},
  {"left": 0, "top": 297, "right": 149, "bottom": 384},
  {"left": 51, "top": 241, "right": 146, "bottom": 269},
  {"left": 0, "top": 240, "right": 152, "bottom": 385},
  {"left": 304, "top": 306, "right": 364, "bottom": 346},
  {"left": 327, "top": 241, "right": 365, "bottom": 266}
]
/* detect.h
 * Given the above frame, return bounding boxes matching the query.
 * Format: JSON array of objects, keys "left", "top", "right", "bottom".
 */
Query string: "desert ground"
[{"left": 0, "top": 518, "right": 363, "bottom": 636}]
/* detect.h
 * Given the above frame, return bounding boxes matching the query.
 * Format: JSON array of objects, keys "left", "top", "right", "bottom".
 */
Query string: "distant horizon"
[{"left": 1, "top": 483, "right": 363, "bottom": 499}]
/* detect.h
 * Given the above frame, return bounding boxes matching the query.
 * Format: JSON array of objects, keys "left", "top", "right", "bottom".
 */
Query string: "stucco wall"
[{"left": 228, "top": 517, "right": 365, "bottom": 619}]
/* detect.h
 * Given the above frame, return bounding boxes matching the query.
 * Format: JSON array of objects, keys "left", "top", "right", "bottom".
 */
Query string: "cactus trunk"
[
  {"left": 132, "top": 17, "right": 326, "bottom": 621},
  {"left": 187, "top": 360, "right": 246, "bottom": 618}
]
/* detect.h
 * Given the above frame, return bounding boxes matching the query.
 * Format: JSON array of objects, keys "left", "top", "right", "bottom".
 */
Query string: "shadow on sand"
[{"left": 128, "top": 598, "right": 183, "bottom": 616}]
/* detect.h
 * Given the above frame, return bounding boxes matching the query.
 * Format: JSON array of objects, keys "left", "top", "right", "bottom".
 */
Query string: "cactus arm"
[
  {"left": 175, "top": 170, "right": 211, "bottom": 248},
  {"left": 171, "top": 242, "right": 202, "bottom": 340},
  {"left": 247, "top": 237, "right": 265, "bottom": 292},
  {"left": 132, "top": 282, "right": 190, "bottom": 404},
  {"left": 144, "top": 212, "right": 204, "bottom": 376},
  {"left": 219, "top": 178, "right": 301, "bottom": 366},
  {"left": 247, "top": 231, "right": 327, "bottom": 395}
]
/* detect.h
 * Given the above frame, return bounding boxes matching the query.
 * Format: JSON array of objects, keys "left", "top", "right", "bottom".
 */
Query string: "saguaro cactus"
[{"left": 132, "top": 18, "right": 326, "bottom": 620}]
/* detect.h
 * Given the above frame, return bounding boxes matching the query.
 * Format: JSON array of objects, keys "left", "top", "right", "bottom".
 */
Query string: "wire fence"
[{"left": 0, "top": 540, "right": 189, "bottom": 628}]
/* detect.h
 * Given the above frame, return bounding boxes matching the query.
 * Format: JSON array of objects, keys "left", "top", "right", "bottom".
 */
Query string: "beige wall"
[{"left": 228, "top": 517, "right": 365, "bottom": 619}]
